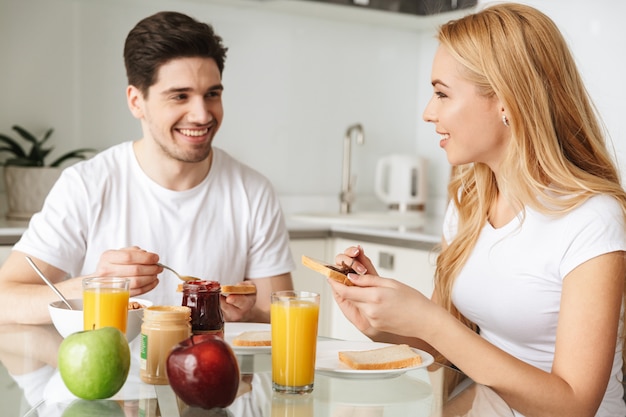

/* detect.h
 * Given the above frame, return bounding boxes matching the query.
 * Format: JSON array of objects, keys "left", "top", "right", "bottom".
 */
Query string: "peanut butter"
[{"left": 139, "top": 306, "right": 191, "bottom": 385}]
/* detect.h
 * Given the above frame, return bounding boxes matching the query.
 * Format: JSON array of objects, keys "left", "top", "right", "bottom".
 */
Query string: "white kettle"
[{"left": 375, "top": 154, "right": 427, "bottom": 211}]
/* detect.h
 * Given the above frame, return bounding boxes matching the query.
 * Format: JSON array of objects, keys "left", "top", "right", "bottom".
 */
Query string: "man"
[{"left": 0, "top": 11, "right": 295, "bottom": 324}]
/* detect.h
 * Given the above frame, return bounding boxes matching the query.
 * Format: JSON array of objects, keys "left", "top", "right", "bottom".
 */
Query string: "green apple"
[{"left": 58, "top": 326, "right": 130, "bottom": 400}]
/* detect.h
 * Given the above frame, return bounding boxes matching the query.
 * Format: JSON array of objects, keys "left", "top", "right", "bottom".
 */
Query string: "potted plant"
[{"left": 0, "top": 125, "right": 96, "bottom": 220}]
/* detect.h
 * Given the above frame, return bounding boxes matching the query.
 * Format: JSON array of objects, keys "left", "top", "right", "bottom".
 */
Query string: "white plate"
[
  {"left": 315, "top": 340, "right": 434, "bottom": 379},
  {"left": 224, "top": 322, "right": 271, "bottom": 355}
]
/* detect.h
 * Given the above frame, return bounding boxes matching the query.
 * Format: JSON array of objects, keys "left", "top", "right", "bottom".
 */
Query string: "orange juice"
[
  {"left": 271, "top": 291, "right": 320, "bottom": 393},
  {"left": 83, "top": 278, "right": 130, "bottom": 333}
]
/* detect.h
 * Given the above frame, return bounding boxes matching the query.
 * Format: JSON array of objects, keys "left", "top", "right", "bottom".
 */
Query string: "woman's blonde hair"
[{"left": 434, "top": 3, "right": 626, "bottom": 335}]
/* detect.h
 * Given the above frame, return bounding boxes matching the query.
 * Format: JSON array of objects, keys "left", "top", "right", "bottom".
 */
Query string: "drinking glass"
[
  {"left": 83, "top": 277, "right": 130, "bottom": 333},
  {"left": 271, "top": 392, "right": 314, "bottom": 416},
  {"left": 271, "top": 290, "right": 320, "bottom": 394}
]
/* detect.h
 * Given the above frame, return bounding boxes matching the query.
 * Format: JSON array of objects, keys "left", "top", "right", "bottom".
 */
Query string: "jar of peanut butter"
[{"left": 140, "top": 306, "right": 191, "bottom": 385}]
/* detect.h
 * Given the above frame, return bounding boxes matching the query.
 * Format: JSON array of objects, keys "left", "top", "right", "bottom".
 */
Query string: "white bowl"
[{"left": 48, "top": 297, "right": 153, "bottom": 341}]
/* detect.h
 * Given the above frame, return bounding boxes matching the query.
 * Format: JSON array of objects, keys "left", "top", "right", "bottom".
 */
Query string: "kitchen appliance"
[{"left": 375, "top": 154, "right": 427, "bottom": 211}]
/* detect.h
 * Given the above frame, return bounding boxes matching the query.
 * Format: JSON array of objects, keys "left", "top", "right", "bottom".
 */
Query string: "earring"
[{"left": 502, "top": 115, "right": 510, "bottom": 127}]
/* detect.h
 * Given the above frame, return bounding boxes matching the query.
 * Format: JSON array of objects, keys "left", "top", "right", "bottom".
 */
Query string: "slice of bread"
[
  {"left": 301, "top": 255, "right": 355, "bottom": 286},
  {"left": 221, "top": 282, "right": 257, "bottom": 295},
  {"left": 338, "top": 344, "right": 422, "bottom": 370},
  {"left": 232, "top": 330, "right": 271, "bottom": 347}
]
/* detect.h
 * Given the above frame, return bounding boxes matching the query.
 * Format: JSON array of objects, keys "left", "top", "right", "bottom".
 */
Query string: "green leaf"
[
  {"left": 1, "top": 126, "right": 97, "bottom": 167},
  {"left": 12, "top": 125, "right": 40, "bottom": 145},
  {"left": 27, "top": 146, "right": 51, "bottom": 164},
  {"left": 0, "top": 134, "right": 27, "bottom": 158},
  {"left": 50, "top": 148, "right": 96, "bottom": 167},
  {"left": 42, "top": 128, "right": 54, "bottom": 142},
  {"left": 39, "top": 128, "right": 54, "bottom": 149}
]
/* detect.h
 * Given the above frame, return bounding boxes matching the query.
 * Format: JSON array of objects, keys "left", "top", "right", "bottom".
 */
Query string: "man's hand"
[
  {"left": 92, "top": 246, "right": 160, "bottom": 297},
  {"left": 229, "top": 274, "right": 293, "bottom": 323},
  {"left": 221, "top": 292, "right": 257, "bottom": 322}
]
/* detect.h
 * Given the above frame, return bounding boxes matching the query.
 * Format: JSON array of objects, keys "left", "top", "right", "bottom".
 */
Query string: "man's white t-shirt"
[
  {"left": 14, "top": 142, "right": 295, "bottom": 305},
  {"left": 444, "top": 194, "right": 626, "bottom": 417}
]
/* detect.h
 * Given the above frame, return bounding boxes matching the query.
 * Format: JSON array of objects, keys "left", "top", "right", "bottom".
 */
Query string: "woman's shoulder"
[
  {"left": 527, "top": 194, "right": 626, "bottom": 243},
  {"left": 571, "top": 194, "right": 624, "bottom": 220}
]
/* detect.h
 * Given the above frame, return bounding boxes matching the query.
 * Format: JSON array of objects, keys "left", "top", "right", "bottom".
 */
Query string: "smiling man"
[{"left": 0, "top": 11, "right": 295, "bottom": 325}]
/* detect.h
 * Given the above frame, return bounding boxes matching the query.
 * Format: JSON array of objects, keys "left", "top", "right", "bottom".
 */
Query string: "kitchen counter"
[
  {"left": 0, "top": 217, "right": 27, "bottom": 245},
  {"left": 286, "top": 214, "right": 442, "bottom": 251},
  {"left": 0, "top": 216, "right": 442, "bottom": 250},
  {"left": 0, "top": 186, "right": 446, "bottom": 248}
]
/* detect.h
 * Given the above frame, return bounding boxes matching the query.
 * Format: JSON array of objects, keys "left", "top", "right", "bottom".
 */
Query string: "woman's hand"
[
  {"left": 334, "top": 245, "right": 378, "bottom": 276},
  {"left": 328, "top": 273, "right": 432, "bottom": 339},
  {"left": 329, "top": 245, "right": 437, "bottom": 341},
  {"left": 92, "top": 246, "right": 160, "bottom": 296}
]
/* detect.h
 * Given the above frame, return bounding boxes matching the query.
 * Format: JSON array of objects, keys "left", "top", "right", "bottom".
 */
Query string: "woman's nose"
[{"left": 422, "top": 98, "right": 437, "bottom": 123}]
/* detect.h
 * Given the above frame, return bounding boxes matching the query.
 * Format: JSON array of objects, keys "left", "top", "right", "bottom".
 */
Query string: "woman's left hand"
[{"left": 327, "top": 272, "right": 433, "bottom": 339}]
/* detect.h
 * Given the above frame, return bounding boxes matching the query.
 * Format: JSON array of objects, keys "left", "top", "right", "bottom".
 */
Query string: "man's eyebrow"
[{"left": 160, "top": 84, "right": 224, "bottom": 95}]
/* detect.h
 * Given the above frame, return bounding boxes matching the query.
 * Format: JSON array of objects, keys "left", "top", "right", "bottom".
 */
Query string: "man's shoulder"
[
  {"left": 67, "top": 141, "right": 133, "bottom": 173},
  {"left": 213, "top": 147, "right": 270, "bottom": 183},
  {"left": 90, "top": 141, "right": 133, "bottom": 163}
]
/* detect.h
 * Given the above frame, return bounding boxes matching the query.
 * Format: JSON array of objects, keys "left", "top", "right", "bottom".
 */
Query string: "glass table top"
[{"left": 0, "top": 323, "right": 515, "bottom": 417}]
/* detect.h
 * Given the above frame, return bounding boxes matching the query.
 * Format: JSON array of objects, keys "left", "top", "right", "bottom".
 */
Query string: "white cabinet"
[
  {"left": 0, "top": 246, "right": 12, "bottom": 266},
  {"left": 288, "top": 238, "right": 333, "bottom": 337},
  {"left": 332, "top": 238, "right": 438, "bottom": 296},
  {"left": 289, "top": 238, "right": 329, "bottom": 293},
  {"left": 288, "top": 234, "right": 439, "bottom": 341},
  {"left": 327, "top": 237, "right": 438, "bottom": 341}
]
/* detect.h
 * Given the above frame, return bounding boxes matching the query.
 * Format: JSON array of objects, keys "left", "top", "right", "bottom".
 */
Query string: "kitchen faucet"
[{"left": 340, "top": 123, "right": 365, "bottom": 214}]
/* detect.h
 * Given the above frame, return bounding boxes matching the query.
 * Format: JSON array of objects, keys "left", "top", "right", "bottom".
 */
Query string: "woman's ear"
[
  {"left": 498, "top": 101, "right": 510, "bottom": 127},
  {"left": 126, "top": 85, "right": 144, "bottom": 119}
]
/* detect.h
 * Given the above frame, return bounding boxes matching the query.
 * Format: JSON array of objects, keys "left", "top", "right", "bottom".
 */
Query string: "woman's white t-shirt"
[
  {"left": 444, "top": 194, "right": 626, "bottom": 417},
  {"left": 14, "top": 142, "right": 295, "bottom": 306}
]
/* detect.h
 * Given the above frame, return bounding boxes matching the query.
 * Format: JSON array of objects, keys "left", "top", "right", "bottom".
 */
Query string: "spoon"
[
  {"left": 25, "top": 256, "right": 74, "bottom": 310},
  {"left": 157, "top": 263, "right": 200, "bottom": 282}
]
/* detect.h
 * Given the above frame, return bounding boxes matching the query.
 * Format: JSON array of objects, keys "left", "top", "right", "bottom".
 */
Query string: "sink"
[{"left": 291, "top": 211, "right": 425, "bottom": 228}]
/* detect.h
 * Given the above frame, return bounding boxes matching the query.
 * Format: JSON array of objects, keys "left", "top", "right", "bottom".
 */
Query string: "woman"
[{"left": 330, "top": 3, "right": 626, "bottom": 417}]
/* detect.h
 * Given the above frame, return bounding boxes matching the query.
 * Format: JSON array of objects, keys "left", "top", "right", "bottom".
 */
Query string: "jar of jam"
[
  {"left": 181, "top": 280, "right": 224, "bottom": 338},
  {"left": 140, "top": 306, "right": 191, "bottom": 385}
]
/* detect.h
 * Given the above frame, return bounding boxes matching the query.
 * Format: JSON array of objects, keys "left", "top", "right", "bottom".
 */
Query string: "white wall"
[
  {"left": 414, "top": 0, "right": 626, "bottom": 214},
  {"left": 2, "top": 0, "right": 625, "bottom": 218},
  {"left": 0, "top": 0, "right": 437, "bottom": 212},
  {"left": 490, "top": 0, "right": 626, "bottom": 167}
]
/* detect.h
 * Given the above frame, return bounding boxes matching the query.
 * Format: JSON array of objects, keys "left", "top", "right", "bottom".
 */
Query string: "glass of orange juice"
[
  {"left": 83, "top": 277, "right": 130, "bottom": 334},
  {"left": 271, "top": 290, "right": 320, "bottom": 394}
]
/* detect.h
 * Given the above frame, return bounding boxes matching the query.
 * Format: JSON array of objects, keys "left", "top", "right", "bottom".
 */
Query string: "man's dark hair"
[{"left": 123, "top": 11, "right": 228, "bottom": 96}]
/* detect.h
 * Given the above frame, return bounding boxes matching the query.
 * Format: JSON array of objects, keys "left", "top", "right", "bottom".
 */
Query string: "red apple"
[{"left": 166, "top": 334, "right": 240, "bottom": 409}]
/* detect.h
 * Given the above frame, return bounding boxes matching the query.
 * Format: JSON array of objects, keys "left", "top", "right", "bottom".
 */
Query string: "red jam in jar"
[{"left": 181, "top": 280, "right": 224, "bottom": 338}]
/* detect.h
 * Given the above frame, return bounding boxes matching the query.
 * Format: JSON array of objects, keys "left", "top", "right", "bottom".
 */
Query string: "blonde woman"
[{"left": 330, "top": 3, "right": 626, "bottom": 417}]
